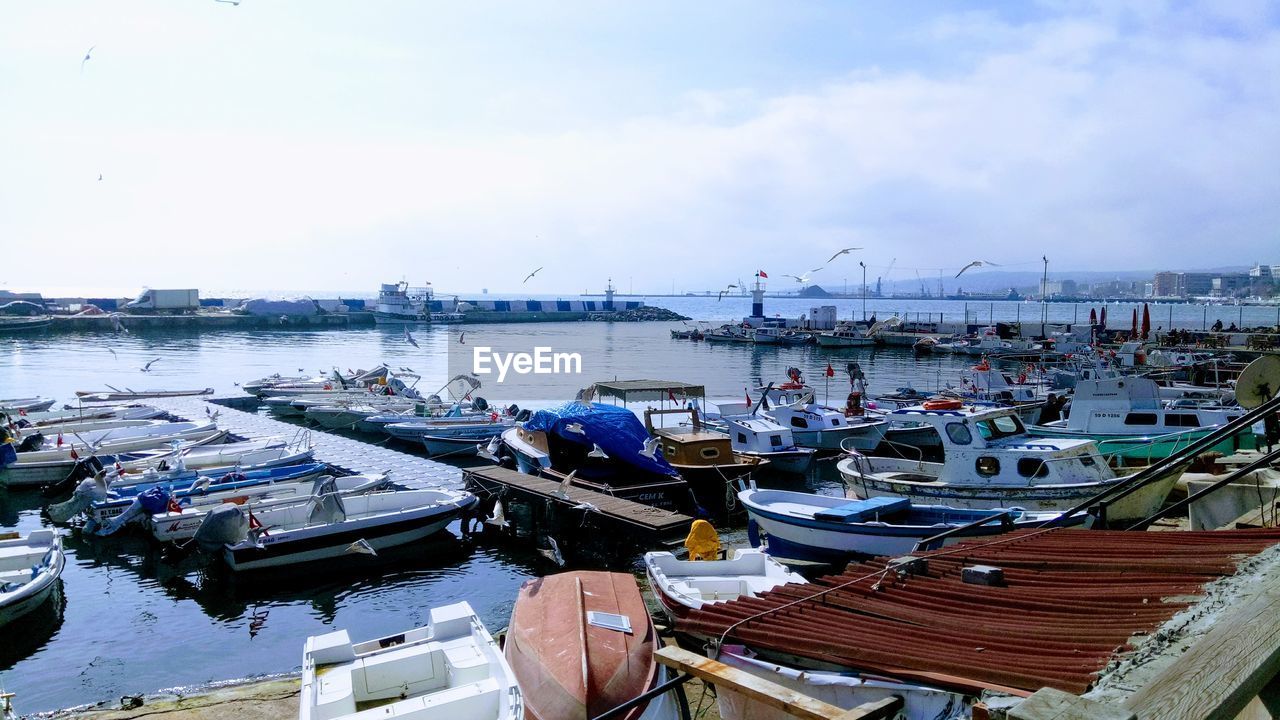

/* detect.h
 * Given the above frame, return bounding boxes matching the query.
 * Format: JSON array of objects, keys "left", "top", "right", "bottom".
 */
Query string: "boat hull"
[
  {"left": 0, "top": 531, "right": 64, "bottom": 627},
  {"left": 1026, "top": 425, "right": 1252, "bottom": 462},
  {"left": 790, "top": 422, "right": 886, "bottom": 452},
  {"left": 815, "top": 336, "right": 875, "bottom": 348},
  {"left": 421, "top": 432, "right": 501, "bottom": 456}
]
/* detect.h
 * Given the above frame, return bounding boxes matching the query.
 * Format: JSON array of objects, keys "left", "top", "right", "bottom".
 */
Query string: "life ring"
[
  {"left": 973, "top": 362, "right": 990, "bottom": 372},
  {"left": 779, "top": 382, "right": 805, "bottom": 390},
  {"left": 923, "top": 398, "right": 963, "bottom": 411}
]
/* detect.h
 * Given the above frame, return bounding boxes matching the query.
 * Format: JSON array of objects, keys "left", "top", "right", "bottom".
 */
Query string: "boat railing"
[
  {"left": 912, "top": 509, "right": 1017, "bottom": 553},
  {"left": 852, "top": 435, "right": 922, "bottom": 462}
]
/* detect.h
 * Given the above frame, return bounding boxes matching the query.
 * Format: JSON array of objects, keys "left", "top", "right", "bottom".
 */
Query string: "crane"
[
  {"left": 915, "top": 270, "right": 927, "bottom": 297},
  {"left": 876, "top": 258, "right": 897, "bottom": 297}
]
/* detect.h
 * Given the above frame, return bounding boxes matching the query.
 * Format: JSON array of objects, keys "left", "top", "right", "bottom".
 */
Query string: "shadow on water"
[{"left": 0, "top": 581, "right": 66, "bottom": 673}]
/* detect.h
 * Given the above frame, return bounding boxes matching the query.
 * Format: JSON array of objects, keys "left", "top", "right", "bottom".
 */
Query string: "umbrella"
[
  {"left": 1100, "top": 306, "right": 1107, "bottom": 329},
  {"left": 1131, "top": 308, "right": 1138, "bottom": 338},
  {"left": 1141, "top": 303, "right": 1151, "bottom": 340},
  {"left": 1090, "top": 308, "right": 1097, "bottom": 325}
]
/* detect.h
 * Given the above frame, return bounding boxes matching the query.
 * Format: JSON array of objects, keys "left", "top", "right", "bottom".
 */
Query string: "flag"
[
  {"left": 17, "top": 408, "right": 25, "bottom": 416},
  {"left": 744, "top": 388, "right": 752, "bottom": 405},
  {"left": 70, "top": 448, "right": 79, "bottom": 460},
  {"left": 825, "top": 363, "right": 835, "bottom": 378},
  {"left": 57, "top": 432, "right": 63, "bottom": 447},
  {"left": 668, "top": 389, "right": 677, "bottom": 403},
  {"left": 758, "top": 270, "right": 768, "bottom": 278}
]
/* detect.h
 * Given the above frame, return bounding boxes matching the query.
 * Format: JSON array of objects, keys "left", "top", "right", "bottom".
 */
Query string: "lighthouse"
[
  {"left": 751, "top": 272, "right": 765, "bottom": 319},
  {"left": 604, "top": 277, "right": 616, "bottom": 311}
]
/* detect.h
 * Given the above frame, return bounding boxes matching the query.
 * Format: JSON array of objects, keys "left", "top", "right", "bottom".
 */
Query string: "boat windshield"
[{"left": 974, "top": 414, "right": 1024, "bottom": 440}]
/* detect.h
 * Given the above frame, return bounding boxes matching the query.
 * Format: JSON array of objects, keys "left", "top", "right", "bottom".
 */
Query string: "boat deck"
[
  {"left": 464, "top": 465, "right": 693, "bottom": 540},
  {"left": 144, "top": 396, "right": 463, "bottom": 490}
]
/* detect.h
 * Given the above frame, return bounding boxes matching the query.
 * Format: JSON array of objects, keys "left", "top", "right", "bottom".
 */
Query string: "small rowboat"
[
  {"left": 74, "top": 388, "right": 214, "bottom": 401},
  {"left": 644, "top": 548, "right": 806, "bottom": 623},
  {"left": 300, "top": 601, "right": 522, "bottom": 720},
  {"left": 0, "top": 397, "right": 56, "bottom": 414},
  {"left": 0, "top": 530, "right": 64, "bottom": 627},
  {"left": 506, "top": 571, "right": 683, "bottom": 720}
]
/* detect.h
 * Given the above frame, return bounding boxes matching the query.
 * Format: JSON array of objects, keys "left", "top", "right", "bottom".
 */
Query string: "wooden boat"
[
  {"left": 74, "top": 388, "right": 214, "bottom": 401},
  {"left": 506, "top": 571, "right": 681, "bottom": 720},
  {"left": 300, "top": 601, "right": 522, "bottom": 720},
  {"left": 724, "top": 417, "right": 816, "bottom": 474},
  {"left": 739, "top": 484, "right": 1078, "bottom": 561},
  {"left": 0, "top": 529, "right": 64, "bottom": 627},
  {"left": 207, "top": 487, "right": 477, "bottom": 571},
  {"left": 0, "top": 316, "right": 51, "bottom": 333},
  {"left": 644, "top": 407, "right": 769, "bottom": 480},
  {"left": 644, "top": 549, "right": 806, "bottom": 622}
]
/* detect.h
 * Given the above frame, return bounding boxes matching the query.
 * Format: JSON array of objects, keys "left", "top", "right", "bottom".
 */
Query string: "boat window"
[
  {"left": 945, "top": 423, "right": 972, "bottom": 445},
  {"left": 769, "top": 434, "right": 783, "bottom": 447},
  {"left": 1017, "top": 458, "right": 1049, "bottom": 478},
  {"left": 1164, "top": 414, "right": 1200, "bottom": 427},
  {"left": 1079, "top": 454, "right": 1096, "bottom": 467},
  {"left": 1123, "top": 413, "right": 1158, "bottom": 426},
  {"left": 791, "top": 417, "right": 809, "bottom": 429},
  {"left": 737, "top": 433, "right": 747, "bottom": 444},
  {"left": 700, "top": 447, "right": 720, "bottom": 459},
  {"left": 975, "top": 457, "right": 1000, "bottom": 476},
  {"left": 665, "top": 445, "right": 677, "bottom": 457},
  {"left": 831, "top": 417, "right": 842, "bottom": 426},
  {"left": 975, "top": 415, "right": 1023, "bottom": 440}
]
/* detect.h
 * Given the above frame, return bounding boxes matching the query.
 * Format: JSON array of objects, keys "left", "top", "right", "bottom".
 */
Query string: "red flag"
[
  {"left": 70, "top": 448, "right": 79, "bottom": 460},
  {"left": 825, "top": 363, "right": 835, "bottom": 377},
  {"left": 167, "top": 497, "right": 183, "bottom": 514},
  {"left": 744, "top": 388, "right": 752, "bottom": 405},
  {"left": 56, "top": 433, "right": 63, "bottom": 448},
  {"left": 758, "top": 270, "right": 768, "bottom": 278},
  {"left": 667, "top": 389, "right": 677, "bottom": 403},
  {"left": 17, "top": 408, "right": 26, "bottom": 417}
]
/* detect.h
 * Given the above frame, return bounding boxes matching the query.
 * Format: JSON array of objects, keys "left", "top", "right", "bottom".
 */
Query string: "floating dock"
[
  {"left": 145, "top": 396, "right": 463, "bottom": 490},
  {"left": 464, "top": 465, "right": 694, "bottom": 562}
]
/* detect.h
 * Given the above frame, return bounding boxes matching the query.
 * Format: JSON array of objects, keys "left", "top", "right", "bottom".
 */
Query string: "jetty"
[{"left": 143, "top": 395, "right": 463, "bottom": 490}]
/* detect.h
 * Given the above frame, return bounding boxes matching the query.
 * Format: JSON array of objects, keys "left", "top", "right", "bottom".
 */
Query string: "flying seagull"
[
  {"left": 955, "top": 260, "right": 1000, "bottom": 278},
  {"left": 458, "top": 332, "right": 465, "bottom": 344},
  {"left": 783, "top": 271, "right": 819, "bottom": 284},
  {"left": 565, "top": 422, "right": 585, "bottom": 435},
  {"left": 213, "top": 0, "right": 240, "bottom": 4},
  {"left": 826, "top": 247, "right": 861, "bottom": 264},
  {"left": 639, "top": 436, "right": 661, "bottom": 461},
  {"left": 403, "top": 327, "right": 419, "bottom": 348},
  {"left": 81, "top": 46, "right": 95, "bottom": 73},
  {"left": 716, "top": 284, "right": 739, "bottom": 301},
  {"left": 523, "top": 267, "right": 543, "bottom": 284},
  {"left": 98, "top": 174, "right": 102, "bottom": 181},
  {"left": 344, "top": 539, "right": 377, "bottom": 556},
  {"left": 553, "top": 469, "right": 578, "bottom": 500},
  {"left": 140, "top": 358, "right": 161, "bottom": 372}
]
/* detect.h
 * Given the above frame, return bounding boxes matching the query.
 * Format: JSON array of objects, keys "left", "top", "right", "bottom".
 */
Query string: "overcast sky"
[{"left": 1, "top": 1, "right": 1277, "bottom": 297}]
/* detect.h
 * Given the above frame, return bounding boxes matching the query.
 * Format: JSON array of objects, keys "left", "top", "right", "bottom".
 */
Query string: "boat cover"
[
  {"left": 236, "top": 298, "right": 318, "bottom": 316},
  {"left": 524, "top": 402, "right": 679, "bottom": 476}
]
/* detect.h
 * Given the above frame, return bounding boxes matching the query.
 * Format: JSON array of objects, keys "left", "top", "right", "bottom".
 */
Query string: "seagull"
[
  {"left": 344, "top": 539, "right": 378, "bottom": 556},
  {"left": 479, "top": 435, "right": 502, "bottom": 460},
  {"left": 523, "top": 267, "right": 543, "bottom": 284},
  {"left": 488, "top": 499, "right": 509, "bottom": 528},
  {"left": 111, "top": 314, "right": 128, "bottom": 334},
  {"left": 98, "top": 174, "right": 103, "bottom": 181},
  {"left": 204, "top": 406, "right": 221, "bottom": 421},
  {"left": 105, "top": 347, "right": 116, "bottom": 358},
  {"left": 783, "top": 271, "right": 819, "bottom": 284},
  {"left": 955, "top": 260, "right": 1000, "bottom": 278},
  {"left": 140, "top": 358, "right": 161, "bottom": 372},
  {"left": 552, "top": 470, "right": 578, "bottom": 500},
  {"left": 587, "top": 444, "right": 609, "bottom": 459},
  {"left": 539, "top": 536, "right": 565, "bottom": 566},
  {"left": 575, "top": 385, "right": 595, "bottom": 408},
  {"left": 716, "top": 284, "right": 739, "bottom": 302},
  {"left": 213, "top": 0, "right": 240, "bottom": 5},
  {"left": 81, "top": 46, "right": 95, "bottom": 73},
  {"left": 639, "top": 436, "right": 661, "bottom": 461},
  {"left": 571, "top": 501, "right": 599, "bottom": 513},
  {"left": 826, "top": 247, "right": 861, "bottom": 264},
  {"left": 403, "top": 327, "right": 419, "bottom": 347},
  {"left": 458, "top": 332, "right": 465, "bottom": 344},
  {"left": 565, "top": 422, "right": 586, "bottom": 435}
]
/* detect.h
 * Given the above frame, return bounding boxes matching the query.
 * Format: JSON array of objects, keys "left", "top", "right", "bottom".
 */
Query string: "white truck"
[{"left": 126, "top": 288, "right": 200, "bottom": 313}]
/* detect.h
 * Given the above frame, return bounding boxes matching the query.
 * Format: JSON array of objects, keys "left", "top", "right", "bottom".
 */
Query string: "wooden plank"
[
  {"left": 655, "top": 646, "right": 902, "bottom": 720},
  {"left": 1010, "top": 688, "right": 1135, "bottom": 720},
  {"left": 466, "top": 466, "right": 693, "bottom": 532},
  {"left": 1124, "top": 576, "right": 1280, "bottom": 720}
]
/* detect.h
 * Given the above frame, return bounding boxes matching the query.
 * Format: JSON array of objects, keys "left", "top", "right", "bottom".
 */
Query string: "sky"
[{"left": 1, "top": 1, "right": 1277, "bottom": 297}]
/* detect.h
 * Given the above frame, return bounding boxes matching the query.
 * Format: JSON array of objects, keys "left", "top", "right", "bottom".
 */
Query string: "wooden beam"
[
  {"left": 1124, "top": 578, "right": 1280, "bottom": 720},
  {"left": 1009, "top": 688, "right": 1135, "bottom": 720},
  {"left": 655, "top": 646, "right": 902, "bottom": 720}
]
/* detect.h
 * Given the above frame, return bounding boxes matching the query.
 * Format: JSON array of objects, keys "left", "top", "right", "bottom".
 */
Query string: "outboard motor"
[
  {"left": 472, "top": 396, "right": 489, "bottom": 412},
  {"left": 97, "top": 486, "right": 171, "bottom": 536},
  {"left": 16, "top": 432, "right": 44, "bottom": 453},
  {"left": 46, "top": 469, "right": 113, "bottom": 524},
  {"left": 43, "top": 455, "right": 106, "bottom": 499},
  {"left": 514, "top": 408, "right": 532, "bottom": 422},
  {"left": 193, "top": 504, "right": 250, "bottom": 553},
  {"left": 307, "top": 480, "right": 346, "bottom": 525}
]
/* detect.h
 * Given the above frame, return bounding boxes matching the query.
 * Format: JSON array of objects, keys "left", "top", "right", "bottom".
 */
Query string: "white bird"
[
  {"left": 955, "top": 260, "right": 1000, "bottom": 278},
  {"left": 111, "top": 314, "right": 128, "bottom": 334},
  {"left": 523, "top": 267, "right": 543, "bottom": 283},
  {"left": 459, "top": 332, "right": 465, "bottom": 344},
  {"left": 565, "top": 422, "right": 585, "bottom": 435},
  {"left": 716, "top": 284, "right": 739, "bottom": 302},
  {"left": 213, "top": 0, "right": 240, "bottom": 5},
  {"left": 98, "top": 173, "right": 103, "bottom": 181},
  {"left": 826, "top": 247, "right": 861, "bottom": 264},
  {"left": 140, "top": 358, "right": 161, "bottom": 372},
  {"left": 344, "top": 539, "right": 378, "bottom": 556},
  {"left": 639, "top": 437, "right": 661, "bottom": 461},
  {"left": 575, "top": 385, "right": 595, "bottom": 408},
  {"left": 488, "top": 499, "right": 509, "bottom": 528},
  {"left": 477, "top": 435, "right": 502, "bottom": 460},
  {"left": 81, "top": 46, "right": 95, "bottom": 73},
  {"left": 204, "top": 406, "right": 221, "bottom": 421},
  {"left": 571, "top": 501, "right": 600, "bottom": 513},
  {"left": 782, "top": 270, "right": 819, "bottom": 284},
  {"left": 105, "top": 347, "right": 116, "bottom": 358},
  {"left": 553, "top": 469, "right": 578, "bottom": 500},
  {"left": 403, "top": 327, "right": 419, "bottom": 348},
  {"left": 539, "top": 536, "right": 565, "bottom": 566},
  {"left": 587, "top": 444, "right": 609, "bottom": 459}
]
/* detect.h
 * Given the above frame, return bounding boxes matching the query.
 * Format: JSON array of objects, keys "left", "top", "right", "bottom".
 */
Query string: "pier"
[{"left": 144, "top": 395, "right": 463, "bottom": 490}]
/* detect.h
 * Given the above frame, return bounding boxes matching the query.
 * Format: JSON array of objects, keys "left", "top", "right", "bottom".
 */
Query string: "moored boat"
[
  {"left": 0, "top": 421, "right": 226, "bottom": 487},
  {"left": 300, "top": 600, "right": 522, "bottom": 720},
  {"left": 0, "top": 397, "right": 56, "bottom": 414},
  {"left": 724, "top": 417, "right": 816, "bottom": 474},
  {"left": 0, "top": 529, "right": 64, "bottom": 627},
  {"left": 74, "top": 388, "right": 214, "bottom": 401},
  {"left": 644, "top": 548, "right": 807, "bottom": 622}
]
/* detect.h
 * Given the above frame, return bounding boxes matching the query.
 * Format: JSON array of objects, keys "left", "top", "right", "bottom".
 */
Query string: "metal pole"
[
  {"left": 592, "top": 673, "right": 695, "bottom": 720},
  {"left": 1127, "top": 447, "right": 1280, "bottom": 530},
  {"left": 1203, "top": 304, "right": 1207, "bottom": 331},
  {"left": 860, "top": 261, "right": 867, "bottom": 321}
]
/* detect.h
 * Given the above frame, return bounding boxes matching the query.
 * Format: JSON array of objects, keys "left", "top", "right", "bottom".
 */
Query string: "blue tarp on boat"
[{"left": 523, "top": 402, "right": 678, "bottom": 476}]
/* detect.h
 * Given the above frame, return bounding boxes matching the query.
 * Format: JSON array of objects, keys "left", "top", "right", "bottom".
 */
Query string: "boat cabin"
[
  {"left": 1058, "top": 375, "right": 1243, "bottom": 434},
  {"left": 959, "top": 367, "right": 1038, "bottom": 404},
  {"left": 726, "top": 417, "right": 802, "bottom": 454},
  {"left": 644, "top": 406, "right": 735, "bottom": 468}
]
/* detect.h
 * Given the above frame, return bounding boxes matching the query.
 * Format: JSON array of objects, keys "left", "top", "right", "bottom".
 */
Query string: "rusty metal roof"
[{"left": 677, "top": 528, "right": 1280, "bottom": 696}]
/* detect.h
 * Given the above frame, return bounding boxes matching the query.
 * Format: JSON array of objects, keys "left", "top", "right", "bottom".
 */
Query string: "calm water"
[{"left": 0, "top": 295, "right": 1273, "bottom": 712}]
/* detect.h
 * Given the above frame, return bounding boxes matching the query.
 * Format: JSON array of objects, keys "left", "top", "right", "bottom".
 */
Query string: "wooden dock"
[
  {"left": 464, "top": 466, "right": 694, "bottom": 562},
  {"left": 145, "top": 396, "right": 463, "bottom": 490}
]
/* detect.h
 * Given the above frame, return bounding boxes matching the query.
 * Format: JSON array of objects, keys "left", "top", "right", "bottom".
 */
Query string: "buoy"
[{"left": 923, "top": 398, "right": 963, "bottom": 411}]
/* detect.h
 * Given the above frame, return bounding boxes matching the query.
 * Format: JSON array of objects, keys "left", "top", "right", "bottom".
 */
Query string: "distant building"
[
  {"left": 1043, "top": 279, "right": 1078, "bottom": 297},
  {"left": 1153, "top": 272, "right": 1181, "bottom": 297},
  {"left": 1152, "top": 271, "right": 1214, "bottom": 298}
]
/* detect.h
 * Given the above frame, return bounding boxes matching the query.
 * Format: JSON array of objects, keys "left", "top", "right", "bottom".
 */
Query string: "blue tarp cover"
[{"left": 523, "top": 402, "right": 677, "bottom": 476}]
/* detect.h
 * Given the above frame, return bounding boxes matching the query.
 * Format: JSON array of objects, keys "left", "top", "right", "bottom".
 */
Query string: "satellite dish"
[{"left": 1235, "top": 356, "right": 1280, "bottom": 409}]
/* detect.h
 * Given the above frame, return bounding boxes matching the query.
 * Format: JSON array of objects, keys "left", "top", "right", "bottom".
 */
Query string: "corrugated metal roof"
[{"left": 677, "top": 528, "right": 1280, "bottom": 695}]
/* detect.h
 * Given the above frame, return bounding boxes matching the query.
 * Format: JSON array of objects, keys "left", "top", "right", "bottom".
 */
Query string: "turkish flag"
[
  {"left": 758, "top": 270, "right": 768, "bottom": 278},
  {"left": 826, "top": 363, "right": 835, "bottom": 377},
  {"left": 744, "top": 389, "right": 752, "bottom": 405},
  {"left": 56, "top": 433, "right": 63, "bottom": 447}
]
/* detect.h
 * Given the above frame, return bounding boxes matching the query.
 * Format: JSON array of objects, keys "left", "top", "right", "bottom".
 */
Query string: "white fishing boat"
[
  {"left": 0, "top": 397, "right": 57, "bottom": 414},
  {"left": 739, "top": 484, "right": 1077, "bottom": 561},
  {"left": 836, "top": 404, "right": 1185, "bottom": 521},
  {"left": 725, "top": 417, "right": 816, "bottom": 474},
  {"left": 148, "top": 474, "right": 390, "bottom": 543},
  {"left": 764, "top": 403, "right": 887, "bottom": 452},
  {"left": 372, "top": 281, "right": 437, "bottom": 324},
  {"left": 814, "top": 322, "right": 875, "bottom": 348},
  {"left": 0, "top": 529, "right": 64, "bottom": 627},
  {"left": 244, "top": 366, "right": 390, "bottom": 398},
  {"left": 303, "top": 400, "right": 421, "bottom": 430},
  {"left": 6, "top": 404, "right": 163, "bottom": 427},
  {"left": 0, "top": 421, "right": 226, "bottom": 487},
  {"left": 644, "top": 548, "right": 806, "bottom": 622},
  {"left": 74, "top": 388, "right": 213, "bottom": 402},
  {"left": 300, "top": 600, "right": 522, "bottom": 720},
  {"left": 197, "top": 487, "right": 477, "bottom": 571}
]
